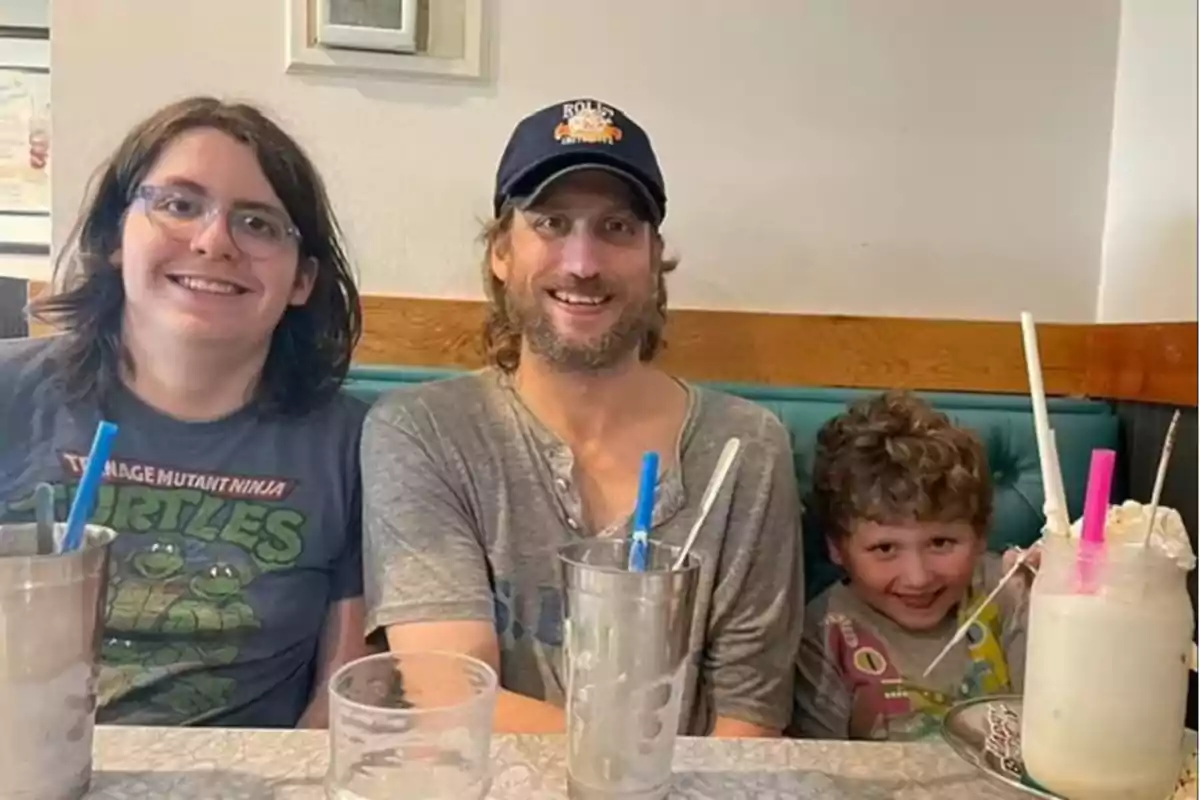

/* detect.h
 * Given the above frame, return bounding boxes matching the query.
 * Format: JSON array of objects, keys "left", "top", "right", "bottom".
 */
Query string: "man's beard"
[{"left": 504, "top": 276, "right": 659, "bottom": 372}]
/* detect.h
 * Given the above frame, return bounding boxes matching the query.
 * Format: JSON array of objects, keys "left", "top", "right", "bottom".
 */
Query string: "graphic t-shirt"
[
  {"left": 0, "top": 336, "right": 367, "bottom": 727},
  {"left": 790, "top": 553, "right": 1028, "bottom": 741}
]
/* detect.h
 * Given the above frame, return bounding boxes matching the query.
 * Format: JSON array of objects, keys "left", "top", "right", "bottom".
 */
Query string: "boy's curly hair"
[{"left": 813, "top": 391, "right": 992, "bottom": 539}]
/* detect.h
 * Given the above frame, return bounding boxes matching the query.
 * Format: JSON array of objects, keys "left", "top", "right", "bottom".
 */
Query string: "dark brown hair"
[
  {"left": 812, "top": 391, "right": 993, "bottom": 538},
  {"left": 30, "top": 96, "right": 362, "bottom": 416},
  {"left": 477, "top": 207, "right": 678, "bottom": 372}
]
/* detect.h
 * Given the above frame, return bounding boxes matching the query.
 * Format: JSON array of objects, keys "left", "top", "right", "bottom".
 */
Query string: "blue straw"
[
  {"left": 628, "top": 451, "right": 659, "bottom": 572},
  {"left": 62, "top": 421, "right": 119, "bottom": 553}
]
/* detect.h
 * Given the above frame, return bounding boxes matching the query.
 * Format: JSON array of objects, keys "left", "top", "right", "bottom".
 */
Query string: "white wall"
[
  {"left": 1096, "top": 0, "right": 1197, "bottom": 322},
  {"left": 43, "top": 0, "right": 1121, "bottom": 321}
]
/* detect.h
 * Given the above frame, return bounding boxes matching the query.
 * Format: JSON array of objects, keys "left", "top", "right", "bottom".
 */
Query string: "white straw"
[
  {"left": 673, "top": 438, "right": 741, "bottom": 570},
  {"left": 1141, "top": 410, "right": 1181, "bottom": 547},
  {"left": 1020, "top": 312, "right": 1070, "bottom": 535},
  {"left": 1046, "top": 428, "right": 1070, "bottom": 536},
  {"left": 922, "top": 544, "right": 1040, "bottom": 678},
  {"left": 925, "top": 426, "right": 1067, "bottom": 675}
]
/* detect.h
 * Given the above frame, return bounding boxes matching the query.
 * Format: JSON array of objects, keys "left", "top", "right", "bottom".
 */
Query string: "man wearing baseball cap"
[{"left": 362, "top": 99, "right": 803, "bottom": 737}]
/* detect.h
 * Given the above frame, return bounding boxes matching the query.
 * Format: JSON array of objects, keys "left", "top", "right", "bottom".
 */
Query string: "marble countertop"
[{"left": 86, "top": 725, "right": 1030, "bottom": 799}]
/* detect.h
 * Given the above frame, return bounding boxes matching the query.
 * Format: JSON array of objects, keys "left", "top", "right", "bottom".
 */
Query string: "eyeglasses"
[{"left": 131, "top": 184, "right": 302, "bottom": 259}]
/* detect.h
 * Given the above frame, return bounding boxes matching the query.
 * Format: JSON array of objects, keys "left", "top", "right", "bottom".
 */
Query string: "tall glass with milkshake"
[{"left": 1021, "top": 500, "right": 1195, "bottom": 800}]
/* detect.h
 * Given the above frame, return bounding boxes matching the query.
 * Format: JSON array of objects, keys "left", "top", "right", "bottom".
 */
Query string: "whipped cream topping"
[{"left": 1050, "top": 500, "right": 1196, "bottom": 571}]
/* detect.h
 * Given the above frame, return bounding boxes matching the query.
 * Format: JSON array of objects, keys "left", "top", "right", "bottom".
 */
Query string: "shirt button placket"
[{"left": 555, "top": 474, "right": 581, "bottom": 534}]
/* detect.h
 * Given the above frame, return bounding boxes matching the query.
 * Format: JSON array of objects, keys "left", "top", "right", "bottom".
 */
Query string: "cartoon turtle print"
[
  {"left": 162, "top": 563, "right": 258, "bottom": 635},
  {"left": 105, "top": 540, "right": 189, "bottom": 631}
]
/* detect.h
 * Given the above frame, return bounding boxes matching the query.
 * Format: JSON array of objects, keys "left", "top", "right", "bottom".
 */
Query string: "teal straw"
[
  {"left": 62, "top": 421, "right": 118, "bottom": 553},
  {"left": 34, "top": 482, "right": 55, "bottom": 555}
]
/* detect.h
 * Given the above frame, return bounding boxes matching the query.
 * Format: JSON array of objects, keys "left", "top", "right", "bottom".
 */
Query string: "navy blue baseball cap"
[{"left": 493, "top": 99, "right": 667, "bottom": 224}]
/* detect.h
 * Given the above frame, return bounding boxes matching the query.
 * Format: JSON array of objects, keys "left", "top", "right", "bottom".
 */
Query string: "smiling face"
[
  {"left": 811, "top": 392, "right": 995, "bottom": 631},
  {"left": 117, "top": 128, "right": 314, "bottom": 350},
  {"left": 490, "top": 170, "right": 661, "bottom": 372},
  {"left": 831, "top": 520, "right": 985, "bottom": 631}
]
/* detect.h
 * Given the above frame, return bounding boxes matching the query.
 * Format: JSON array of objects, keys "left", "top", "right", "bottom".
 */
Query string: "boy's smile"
[
  {"left": 831, "top": 520, "right": 985, "bottom": 632},
  {"left": 893, "top": 589, "right": 944, "bottom": 610}
]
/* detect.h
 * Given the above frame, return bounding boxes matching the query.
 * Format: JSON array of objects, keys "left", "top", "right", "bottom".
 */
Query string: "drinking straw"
[
  {"left": 673, "top": 438, "right": 741, "bottom": 570},
  {"left": 1020, "top": 312, "right": 1070, "bottom": 535},
  {"left": 34, "top": 482, "right": 55, "bottom": 555},
  {"left": 1141, "top": 410, "right": 1181, "bottom": 548},
  {"left": 923, "top": 542, "right": 1041, "bottom": 678},
  {"left": 61, "top": 421, "right": 119, "bottom": 554},
  {"left": 627, "top": 451, "right": 659, "bottom": 572},
  {"left": 1046, "top": 426, "right": 1069, "bottom": 532},
  {"left": 1078, "top": 448, "right": 1115, "bottom": 590},
  {"left": 1081, "top": 449, "right": 1115, "bottom": 546},
  {"left": 924, "top": 434, "right": 1064, "bottom": 676}
]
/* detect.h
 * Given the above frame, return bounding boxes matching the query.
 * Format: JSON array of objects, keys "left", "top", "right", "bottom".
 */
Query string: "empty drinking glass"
[
  {"left": 326, "top": 651, "right": 498, "bottom": 800},
  {"left": 0, "top": 523, "right": 116, "bottom": 800},
  {"left": 560, "top": 539, "right": 701, "bottom": 800}
]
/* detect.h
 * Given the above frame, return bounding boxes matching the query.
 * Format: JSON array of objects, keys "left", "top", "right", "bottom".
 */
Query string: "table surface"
[{"left": 86, "top": 725, "right": 1031, "bottom": 800}]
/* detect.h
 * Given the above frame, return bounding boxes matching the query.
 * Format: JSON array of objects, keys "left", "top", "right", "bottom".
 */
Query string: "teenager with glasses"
[{"left": 0, "top": 96, "right": 371, "bottom": 728}]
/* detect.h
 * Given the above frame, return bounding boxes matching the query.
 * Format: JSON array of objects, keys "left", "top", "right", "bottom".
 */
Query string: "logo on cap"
[{"left": 553, "top": 100, "right": 623, "bottom": 146}]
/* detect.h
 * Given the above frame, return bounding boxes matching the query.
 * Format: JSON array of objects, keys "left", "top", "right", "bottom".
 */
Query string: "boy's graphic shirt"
[
  {"left": 0, "top": 336, "right": 367, "bottom": 727},
  {"left": 790, "top": 554, "right": 1028, "bottom": 740}
]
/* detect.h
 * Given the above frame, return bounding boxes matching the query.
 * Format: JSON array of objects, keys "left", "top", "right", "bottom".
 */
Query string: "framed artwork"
[
  {"left": 0, "top": 22, "right": 49, "bottom": 256},
  {"left": 285, "top": 0, "right": 486, "bottom": 81},
  {"left": 315, "top": 0, "right": 419, "bottom": 54}
]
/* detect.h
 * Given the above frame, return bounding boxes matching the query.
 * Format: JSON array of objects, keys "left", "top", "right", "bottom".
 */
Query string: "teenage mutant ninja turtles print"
[{"left": 0, "top": 336, "right": 367, "bottom": 728}]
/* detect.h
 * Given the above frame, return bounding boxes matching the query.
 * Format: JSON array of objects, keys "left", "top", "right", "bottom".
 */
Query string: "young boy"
[{"left": 790, "top": 391, "right": 1029, "bottom": 741}]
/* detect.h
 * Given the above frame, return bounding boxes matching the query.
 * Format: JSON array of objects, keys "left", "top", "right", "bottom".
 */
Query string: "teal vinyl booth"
[{"left": 344, "top": 366, "right": 1119, "bottom": 599}]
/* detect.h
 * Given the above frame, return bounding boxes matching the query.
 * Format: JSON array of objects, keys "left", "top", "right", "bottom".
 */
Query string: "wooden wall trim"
[
  {"left": 1083, "top": 322, "right": 1197, "bottom": 408},
  {"left": 24, "top": 281, "right": 1198, "bottom": 406}
]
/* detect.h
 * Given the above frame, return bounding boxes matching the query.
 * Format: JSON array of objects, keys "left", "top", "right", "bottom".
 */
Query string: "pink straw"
[
  {"left": 1076, "top": 448, "right": 1115, "bottom": 593},
  {"left": 1081, "top": 449, "right": 1116, "bottom": 545}
]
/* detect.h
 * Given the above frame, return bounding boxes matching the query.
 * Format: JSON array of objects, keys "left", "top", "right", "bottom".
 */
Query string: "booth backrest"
[{"left": 345, "top": 366, "right": 1119, "bottom": 598}]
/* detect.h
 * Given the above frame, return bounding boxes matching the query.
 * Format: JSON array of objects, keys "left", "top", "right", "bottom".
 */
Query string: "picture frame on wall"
[
  {"left": 285, "top": 0, "right": 485, "bottom": 81},
  {"left": 0, "top": 22, "right": 49, "bottom": 256},
  {"left": 315, "top": 0, "right": 420, "bottom": 54}
]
